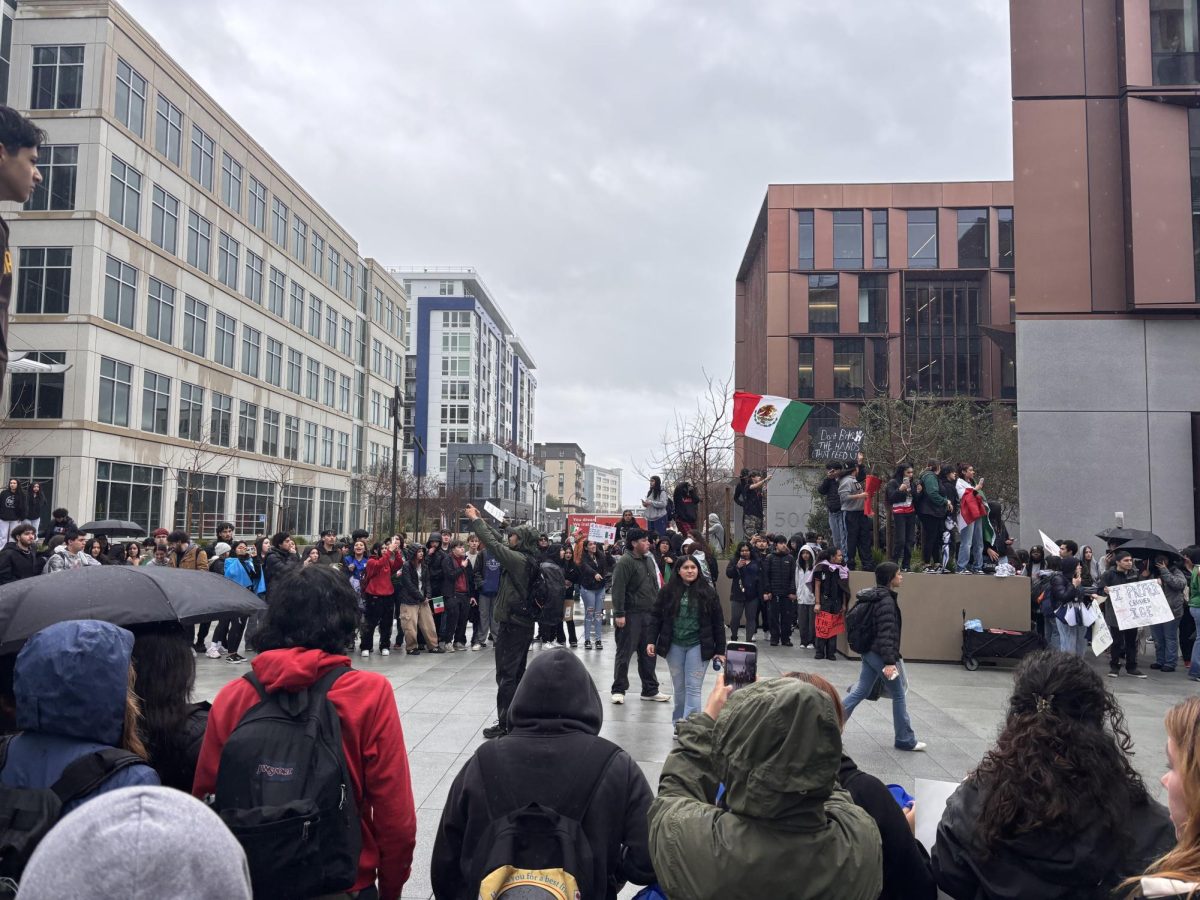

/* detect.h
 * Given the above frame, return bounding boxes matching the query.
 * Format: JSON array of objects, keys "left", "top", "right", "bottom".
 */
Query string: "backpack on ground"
[
  {"left": 845, "top": 590, "right": 881, "bottom": 653},
  {"left": 212, "top": 667, "right": 361, "bottom": 900},
  {"left": 513, "top": 557, "right": 568, "bottom": 628},
  {"left": 471, "top": 740, "right": 621, "bottom": 899},
  {"left": 0, "top": 736, "right": 144, "bottom": 890}
]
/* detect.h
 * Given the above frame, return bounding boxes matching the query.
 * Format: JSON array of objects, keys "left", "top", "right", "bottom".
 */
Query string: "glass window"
[
  {"left": 96, "top": 462, "right": 164, "bottom": 534},
  {"left": 798, "top": 210, "right": 814, "bottom": 268},
  {"left": 907, "top": 210, "right": 938, "bottom": 268},
  {"left": 873, "top": 338, "right": 890, "bottom": 395},
  {"left": 217, "top": 231, "right": 239, "bottom": 289},
  {"left": 858, "top": 273, "right": 887, "bottom": 333},
  {"left": 344, "top": 260, "right": 354, "bottom": 298},
  {"left": 189, "top": 124, "right": 215, "bottom": 191},
  {"left": 174, "top": 471, "right": 226, "bottom": 535},
  {"left": 235, "top": 477, "right": 274, "bottom": 533},
  {"left": 957, "top": 208, "right": 988, "bottom": 268},
  {"left": 31, "top": 45, "right": 83, "bottom": 109},
  {"left": 323, "top": 366, "right": 335, "bottom": 407},
  {"left": 1190, "top": 110, "right": 1200, "bottom": 299},
  {"left": 1008, "top": 272, "right": 1016, "bottom": 324},
  {"left": 358, "top": 263, "right": 369, "bottom": 313},
  {"left": 292, "top": 216, "right": 307, "bottom": 264},
  {"left": 340, "top": 315, "right": 352, "bottom": 356},
  {"left": 154, "top": 95, "right": 183, "bottom": 165},
  {"left": 289, "top": 282, "right": 305, "bottom": 328},
  {"left": 871, "top": 209, "right": 888, "bottom": 268},
  {"left": 808, "top": 274, "right": 839, "bottom": 333},
  {"left": 1152, "top": 0, "right": 1200, "bottom": 85},
  {"left": 325, "top": 307, "right": 338, "bottom": 348},
  {"left": 247, "top": 175, "right": 267, "bottom": 230},
  {"left": 902, "top": 279, "right": 982, "bottom": 395},
  {"left": 182, "top": 296, "right": 208, "bottom": 357},
  {"left": 833, "top": 210, "right": 863, "bottom": 267},
  {"left": 103, "top": 256, "right": 137, "bottom": 329},
  {"left": 16, "top": 247, "right": 70, "bottom": 314},
  {"left": 339, "top": 373, "right": 351, "bottom": 413},
  {"left": 271, "top": 197, "right": 288, "bottom": 247},
  {"left": 321, "top": 426, "right": 334, "bottom": 467},
  {"left": 1001, "top": 347, "right": 1017, "bottom": 400},
  {"left": 283, "top": 415, "right": 300, "bottom": 461},
  {"left": 8, "top": 458, "right": 57, "bottom": 510},
  {"left": 9, "top": 351, "right": 64, "bottom": 419},
  {"left": 237, "top": 401, "right": 258, "bottom": 452},
  {"left": 178, "top": 382, "right": 203, "bottom": 440},
  {"left": 146, "top": 277, "right": 174, "bottom": 344},
  {"left": 796, "top": 337, "right": 814, "bottom": 399},
  {"left": 186, "top": 210, "right": 211, "bottom": 274},
  {"left": 25, "top": 145, "right": 77, "bottom": 211},
  {"left": 108, "top": 157, "right": 142, "bottom": 231},
  {"left": 268, "top": 267, "right": 285, "bottom": 317},
  {"left": 303, "top": 421, "right": 318, "bottom": 464},
  {"left": 214, "top": 312, "right": 236, "bottom": 367},
  {"left": 98, "top": 357, "right": 132, "bottom": 426},
  {"left": 998, "top": 208, "right": 1014, "bottom": 269},
  {"left": 150, "top": 185, "right": 179, "bottom": 254},
  {"left": 141, "top": 371, "right": 170, "bottom": 435},
  {"left": 241, "top": 326, "right": 261, "bottom": 378},
  {"left": 264, "top": 338, "right": 282, "bottom": 386},
  {"left": 280, "top": 483, "right": 312, "bottom": 533},
  {"left": 308, "top": 294, "right": 322, "bottom": 338},
  {"left": 312, "top": 232, "right": 324, "bottom": 277},
  {"left": 286, "top": 348, "right": 302, "bottom": 394},
  {"left": 329, "top": 247, "right": 340, "bottom": 291},
  {"left": 114, "top": 58, "right": 146, "bottom": 137},
  {"left": 220, "top": 152, "right": 242, "bottom": 213},
  {"left": 210, "top": 392, "right": 232, "bottom": 447},
  {"left": 244, "top": 250, "right": 264, "bottom": 304},
  {"left": 832, "top": 339, "right": 865, "bottom": 399},
  {"left": 262, "top": 410, "right": 280, "bottom": 456},
  {"left": 320, "top": 488, "right": 346, "bottom": 530},
  {"left": 306, "top": 358, "right": 320, "bottom": 401}
]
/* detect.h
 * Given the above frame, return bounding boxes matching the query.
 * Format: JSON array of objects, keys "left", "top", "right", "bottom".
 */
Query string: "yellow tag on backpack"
[{"left": 478, "top": 865, "right": 580, "bottom": 899}]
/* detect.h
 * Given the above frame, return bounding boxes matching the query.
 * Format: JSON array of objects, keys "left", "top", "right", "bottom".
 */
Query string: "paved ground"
[{"left": 193, "top": 634, "right": 1193, "bottom": 899}]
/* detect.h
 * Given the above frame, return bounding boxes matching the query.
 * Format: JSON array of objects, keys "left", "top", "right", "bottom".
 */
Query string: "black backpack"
[
  {"left": 212, "top": 667, "right": 361, "bottom": 900},
  {"left": 512, "top": 557, "right": 568, "bottom": 628},
  {"left": 0, "top": 735, "right": 144, "bottom": 888},
  {"left": 845, "top": 591, "right": 881, "bottom": 653},
  {"left": 470, "top": 740, "right": 620, "bottom": 899}
]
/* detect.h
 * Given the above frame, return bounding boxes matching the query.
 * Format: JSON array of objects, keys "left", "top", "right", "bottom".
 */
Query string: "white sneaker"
[
  {"left": 641, "top": 692, "right": 672, "bottom": 703},
  {"left": 470, "top": 643, "right": 482, "bottom": 651},
  {"left": 205, "top": 643, "right": 222, "bottom": 659},
  {"left": 380, "top": 648, "right": 390, "bottom": 656},
  {"left": 611, "top": 693, "right": 625, "bottom": 704},
  {"left": 901, "top": 741, "right": 927, "bottom": 752},
  {"left": 361, "top": 649, "right": 370, "bottom": 658}
]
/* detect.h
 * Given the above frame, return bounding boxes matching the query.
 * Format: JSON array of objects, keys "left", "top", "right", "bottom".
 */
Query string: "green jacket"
[
  {"left": 648, "top": 679, "right": 882, "bottom": 900},
  {"left": 470, "top": 518, "right": 538, "bottom": 626},
  {"left": 611, "top": 551, "right": 659, "bottom": 617},
  {"left": 1190, "top": 567, "right": 1200, "bottom": 609}
]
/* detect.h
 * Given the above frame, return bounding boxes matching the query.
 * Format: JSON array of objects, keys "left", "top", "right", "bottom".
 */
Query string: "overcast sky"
[{"left": 122, "top": 0, "right": 1013, "bottom": 506}]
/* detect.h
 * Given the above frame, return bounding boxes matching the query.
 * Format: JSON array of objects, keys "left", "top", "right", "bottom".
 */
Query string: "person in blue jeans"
[
  {"left": 842, "top": 562, "right": 926, "bottom": 751},
  {"left": 642, "top": 475, "right": 670, "bottom": 537},
  {"left": 1150, "top": 554, "right": 1188, "bottom": 672},
  {"left": 575, "top": 538, "right": 609, "bottom": 650},
  {"left": 646, "top": 556, "right": 726, "bottom": 725}
]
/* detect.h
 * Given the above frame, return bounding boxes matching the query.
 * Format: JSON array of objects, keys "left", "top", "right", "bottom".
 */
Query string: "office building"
[
  {"left": 734, "top": 182, "right": 1016, "bottom": 472},
  {"left": 4, "top": 0, "right": 408, "bottom": 538},
  {"left": 446, "top": 442, "right": 542, "bottom": 525},
  {"left": 583, "top": 463, "right": 622, "bottom": 514},
  {"left": 534, "top": 442, "right": 585, "bottom": 511}
]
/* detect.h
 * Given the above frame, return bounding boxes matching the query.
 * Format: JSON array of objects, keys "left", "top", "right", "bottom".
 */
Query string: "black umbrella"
[
  {"left": 79, "top": 519, "right": 146, "bottom": 537},
  {"left": 0, "top": 566, "right": 265, "bottom": 653},
  {"left": 1095, "top": 527, "right": 1156, "bottom": 545},
  {"left": 1113, "top": 534, "right": 1184, "bottom": 567}
]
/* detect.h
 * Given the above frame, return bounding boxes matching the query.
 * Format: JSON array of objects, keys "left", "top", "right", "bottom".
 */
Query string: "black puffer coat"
[
  {"left": 858, "top": 585, "right": 902, "bottom": 665},
  {"left": 760, "top": 550, "right": 796, "bottom": 598}
]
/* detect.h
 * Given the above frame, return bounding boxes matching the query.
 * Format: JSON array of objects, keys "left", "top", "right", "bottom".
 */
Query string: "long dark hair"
[
  {"left": 648, "top": 475, "right": 663, "bottom": 499},
  {"left": 131, "top": 624, "right": 197, "bottom": 787},
  {"left": 659, "top": 556, "right": 717, "bottom": 619},
  {"left": 251, "top": 565, "right": 360, "bottom": 654},
  {"left": 972, "top": 651, "right": 1147, "bottom": 856}
]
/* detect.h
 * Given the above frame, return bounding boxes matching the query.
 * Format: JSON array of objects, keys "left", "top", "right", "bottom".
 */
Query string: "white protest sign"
[
  {"left": 1039, "top": 529, "right": 1060, "bottom": 559},
  {"left": 483, "top": 501, "right": 507, "bottom": 522},
  {"left": 588, "top": 524, "right": 617, "bottom": 545},
  {"left": 915, "top": 778, "right": 961, "bottom": 852},
  {"left": 1106, "top": 580, "right": 1176, "bottom": 631},
  {"left": 1091, "top": 601, "right": 1113, "bottom": 656}
]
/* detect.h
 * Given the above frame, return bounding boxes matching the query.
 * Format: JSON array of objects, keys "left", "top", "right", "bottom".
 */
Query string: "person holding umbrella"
[
  {"left": 1097, "top": 550, "right": 1149, "bottom": 678},
  {"left": 1150, "top": 552, "right": 1189, "bottom": 673}
]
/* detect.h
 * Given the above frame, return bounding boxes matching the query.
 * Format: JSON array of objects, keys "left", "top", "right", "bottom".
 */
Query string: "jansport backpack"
[
  {"left": 212, "top": 667, "right": 361, "bottom": 900},
  {"left": 0, "top": 736, "right": 144, "bottom": 891},
  {"left": 845, "top": 591, "right": 880, "bottom": 653},
  {"left": 471, "top": 740, "right": 621, "bottom": 899}
]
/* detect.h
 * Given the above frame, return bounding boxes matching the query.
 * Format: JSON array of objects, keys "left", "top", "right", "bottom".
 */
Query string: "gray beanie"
[{"left": 17, "top": 785, "right": 252, "bottom": 899}]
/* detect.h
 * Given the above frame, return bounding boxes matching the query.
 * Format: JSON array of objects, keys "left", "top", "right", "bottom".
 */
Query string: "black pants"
[
  {"left": 612, "top": 611, "right": 659, "bottom": 696},
  {"left": 814, "top": 636, "right": 838, "bottom": 659},
  {"left": 467, "top": 601, "right": 481, "bottom": 642},
  {"left": 495, "top": 620, "right": 534, "bottom": 730},
  {"left": 1181, "top": 609, "right": 1196, "bottom": 665},
  {"left": 362, "top": 594, "right": 395, "bottom": 651},
  {"left": 440, "top": 593, "right": 468, "bottom": 645},
  {"left": 729, "top": 598, "right": 759, "bottom": 639},
  {"left": 892, "top": 515, "right": 916, "bottom": 569},
  {"left": 796, "top": 604, "right": 815, "bottom": 645},
  {"left": 844, "top": 510, "right": 873, "bottom": 570},
  {"left": 1109, "top": 627, "right": 1140, "bottom": 672},
  {"left": 213, "top": 616, "right": 246, "bottom": 654},
  {"left": 919, "top": 514, "right": 944, "bottom": 566},
  {"left": 770, "top": 596, "right": 795, "bottom": 642},
  {"left": 194, "top": 622, "right": 212, "bottom": 647}
]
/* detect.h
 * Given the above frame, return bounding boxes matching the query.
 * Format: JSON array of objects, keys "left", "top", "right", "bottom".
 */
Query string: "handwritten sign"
[
  {"left": 588, "top": 524, "right": 617, "bottom": 545},
  {"left": 809, "top": 426, "right": 865, "bottom": 461},
  {"left": 1091, "top": 602, "right": 1113, "bottom": 656},
  {"left": 483, "top": 501, "right": 507, "bottom": 522},
  {"left": 1106, "top": 580, "right": 1176, "bottom": 631},
  {"left": 1038, "top": 530, "right": 1060, "bottom": 559}
]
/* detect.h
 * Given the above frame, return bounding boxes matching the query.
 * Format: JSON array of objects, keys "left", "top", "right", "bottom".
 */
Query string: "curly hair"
[{"left": 973, "top": 650, "right": 1147, "bottom": 856}]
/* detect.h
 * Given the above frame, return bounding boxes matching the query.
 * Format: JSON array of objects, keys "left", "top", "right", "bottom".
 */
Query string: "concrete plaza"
[{"left": 193, "top": 638, "right": 1189, "bottom": 899}]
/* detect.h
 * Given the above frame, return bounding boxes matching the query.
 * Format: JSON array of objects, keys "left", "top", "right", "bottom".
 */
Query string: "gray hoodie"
[
  {"left": 17, "top": 785, "right": 252, "bottom": 899},
  {"left": 706, "top": 514, "right": 726, "bottom": 552},
  {"left": 838, "top": 474, "right": 866, "bottom": 513}
]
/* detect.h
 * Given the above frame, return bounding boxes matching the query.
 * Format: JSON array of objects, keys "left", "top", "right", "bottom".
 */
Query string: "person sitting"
[
  {"left": 431, "top": 650, "right": 655, "bottom": 899},
  {"left": 648, "top": 675, "right": 882, "bottom": 899},
  {"left": 932, "top": 650, "right": 1174, "bottom": 899}
]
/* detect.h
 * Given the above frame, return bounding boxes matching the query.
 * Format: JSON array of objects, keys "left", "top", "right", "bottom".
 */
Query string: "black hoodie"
[{"left": 431, "top": 651, "right": 656, "bottom": 899}]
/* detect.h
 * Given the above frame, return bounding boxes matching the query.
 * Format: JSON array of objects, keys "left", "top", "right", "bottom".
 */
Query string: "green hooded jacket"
[
  {"left": 648, "top": 679, "right": 883, "bottom": 900},
  {"left": 471, "top": 517, "right": 537, "bottom": 626}
]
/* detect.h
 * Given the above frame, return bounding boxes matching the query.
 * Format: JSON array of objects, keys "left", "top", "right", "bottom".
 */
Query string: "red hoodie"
[
  {"left": 364, "top": 552, "right": 402, "bottom": 597},
  {"left": 192, "top": 648, "right": 416, "bottom": 898}
]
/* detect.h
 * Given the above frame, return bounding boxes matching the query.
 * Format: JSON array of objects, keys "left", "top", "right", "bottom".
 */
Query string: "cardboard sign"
[
  {"left": 1091, "top": 602, "right": 1113, "bottom": 656},
  {"left": 483, "top": 501, "right": 507, "bottom": 522},
  {"left": 809, "top": 426, "right": 865, "bottom": 461},
  {"left": 915, "top": 778, "right": 961, "bottom": 852},
  {"left": 587, "top": 523, "right": 617, "bottom": 545},
  {"left": 1039, "top": 530, "right": 1060, "bottom": 559},
  {"left": 1106, "top": 580, "right": 1176, "bottom": 631}
]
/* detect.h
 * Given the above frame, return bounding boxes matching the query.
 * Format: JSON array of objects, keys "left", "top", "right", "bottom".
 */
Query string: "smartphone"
[{"left": 724, "top": 641, "right": 758, "bottom": 692}]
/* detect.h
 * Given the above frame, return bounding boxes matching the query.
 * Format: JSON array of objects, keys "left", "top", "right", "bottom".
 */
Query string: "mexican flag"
[{"left": 732, "top": 391, "right": 813, "bottom": 449}]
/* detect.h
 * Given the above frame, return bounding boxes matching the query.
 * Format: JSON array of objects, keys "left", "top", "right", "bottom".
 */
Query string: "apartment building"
[
  {"left": 534, "top": 442, "right": 585, "bottom": 511},
  {"left": 4, "top": 0, "right": 408, "bottom": 538},
  {"left": 583, "top": 463, "right": 622, "bottom": 514}
]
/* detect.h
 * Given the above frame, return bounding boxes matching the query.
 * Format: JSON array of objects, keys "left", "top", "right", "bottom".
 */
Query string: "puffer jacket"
[
  {"left": 471, "top": 518, "right": 536, "bottom": 626},
  {"left": 726, "top": 557, "right": 760, "bottom": 604},
  {"left": 648, "top": 679, "right": 883, "bottom": 900},
  {"left": 761, "top": 550, "right": 796, "bottom": 598},
  {"left": 261, "top": 544, "right": 298, "bottom": 590},
  {"left": 860, "top": 585, "right": 903, "bottom": 665}
]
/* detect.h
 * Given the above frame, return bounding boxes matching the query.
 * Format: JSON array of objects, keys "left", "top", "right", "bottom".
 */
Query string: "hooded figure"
[
  {"left": 431, "top": 651, "right": 655, "bottom": 899},
  {"left": 17, "top": 785, "right": 252, "bottom": 899},
  {"left": 707, "top": 513, "right": 726, "bottom": 553},
  {"left": 0, "top": 620, "right": 159, "bottom": 813},
  {"left": 648, "top": 678, "right": 882, "bottom": 900}
]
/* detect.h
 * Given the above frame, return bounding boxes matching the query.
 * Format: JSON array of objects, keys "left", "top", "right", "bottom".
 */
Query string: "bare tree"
[
  {"left": 168, "top": 428, "right": 236, "bottom": 541},
  {"left": 257, "top": 459, "right": 299, "bottom": 534}
]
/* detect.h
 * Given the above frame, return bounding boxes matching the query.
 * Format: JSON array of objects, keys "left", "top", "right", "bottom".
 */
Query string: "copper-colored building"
[{"left": 735, "top": 183, "right": 1016, "bottom": 472}]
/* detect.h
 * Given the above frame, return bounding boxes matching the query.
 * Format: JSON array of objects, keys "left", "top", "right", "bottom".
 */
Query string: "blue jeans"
[
  {"left": 580, "top": 587, "right": 605, "bottom": 642},
  {"left": 843, "top": 650, "right": 918, "bottom": 750},
  {"left": 956, "top": 519, "right": 984, "bottom": 572},
  {"left": 1189, "top": 609, "right": 1200, "bottom": 677},
  {"left": 1152, "top": 617, "right": 1180, "bottom": 669},
  {"left": 646, "top": 517, "right": 668, "bottom": 538},
  {"left": 828, "top": 511, "right": 848, "bottom": 557},
  {"left": 665, "top": 642, "right": 705, "bottom": 724},
  {"left": 1055, "top": 617, "right": 1088, "bottom": 656}
]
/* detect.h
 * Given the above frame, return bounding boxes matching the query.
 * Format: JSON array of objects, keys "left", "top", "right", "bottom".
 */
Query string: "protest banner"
[
  {"left": 1038, "top": 530, "right": 1060, "bottom": 559},
  {"left": 809, "top": 426, "right": 865, "bottom": 461},
  {"left": 483, "top": 501, "right": 507, "bottom": 522},
  {"left": 588, "top": 523, "right": 617, "bottom": 545},
  {"left": 1091, "top": 602, "right": 1113, "bottom": 656},
  {"left": 1106, "top": 580, "right": 1176, "bottom": 631}
]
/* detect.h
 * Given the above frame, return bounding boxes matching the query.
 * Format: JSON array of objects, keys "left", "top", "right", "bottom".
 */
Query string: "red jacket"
[
  {"left": 192, "top": 648, "right": 416, "bottom": 898},
  {"left": 364, "top": 552, "right": 402, "bottom": 597}
]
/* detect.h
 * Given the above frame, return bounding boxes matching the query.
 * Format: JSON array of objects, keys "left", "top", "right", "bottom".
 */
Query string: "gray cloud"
[{"left": 121, "top": 0, "right": 1012, "bottom": 505}]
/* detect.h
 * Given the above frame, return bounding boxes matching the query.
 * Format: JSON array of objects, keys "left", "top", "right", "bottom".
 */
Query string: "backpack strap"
[
  {"left": 49, "top": 748, "right": 145, "bottom": 805},
  {"left": 243, "top": 665, "right": 350, "bottom": 718},
  {"left": 477, "top": 739, "right": 620, "bottom": 823},
  {"left": 558, "top": 740, "right": 621, "bottom": 822}
]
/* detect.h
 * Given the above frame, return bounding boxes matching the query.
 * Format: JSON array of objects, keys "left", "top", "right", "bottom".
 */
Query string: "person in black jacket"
[
  {"left": 261, "top": 532, "right": 299, "bottom": 596},
  {"left": 932, "top": 651, "right": 1174, "bottom": 900},
  {"left": 672, "top": 480, "right": 700, "bottom": 537},
  {"left": 885, "top": 463, "right": 917, "bottom": 571},
  {"left": 761, "top": 535, "right": 796, "bottom": 647},
  {"left": 786, "top": 670, "right": 938, "bottom": 900},
  {"left": 577, "top": 539, "right": 609, "bottom": 650},
  {"left": 40, "top": 506, "right": 75, "bottom": 542},
  {"left": 726, "top": 541, "right": 760, "bottom": 641},
  {"left": 395, "top": 546, "right": 442, "bottom": 655},
  {"left": 0, "top": 522, "right": 40, "bottom": 584},
  {"left": 842, "top": 563, "right": 925, "bottom": 751},
  {"left": 0, "top": 478, "right": 25, "bottom": 547},
  {"left": 647, "top": 555, "right": 726, "bottom": 725},
  {"left": 818, "top": 462, "right": 848, "bottom": 557},
  {"left": 1097, "top": 550, "right": 1148, "bottom": 678},
  {"left": 431, "top": 649, "right": 655, "bottom": 900},
  {"left": 425, "top": 533, "right": 447, "bottom": 604}
]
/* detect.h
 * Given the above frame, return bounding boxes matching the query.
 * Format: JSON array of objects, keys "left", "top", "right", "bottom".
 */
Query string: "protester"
[
  {"left": 843, "top": 562, "right": 925, "bottom": 751},
  {"left": 812, "top": 547, "right": 849, "bottom": 661},
  {"left": 40, "top": 506, "right": 74, "bottom": 542},
  {"left": 25, "top": 482, "right": 46, "bottom": 538},
  {"left": 193, "top": 565, "right": 417, "bottom": 898},
  {"left": 726, "top": 540, "right": 761, "bottom": 642},
  {"left": 122, "top": 541, "right": 142, "bottom": 565},
  {"left": 838, "top": 465, "right": 873, "bottom": 571},
  {"left": 0, "top": 477, "right": 25, "bottom": 547},
  {"left": 672, "top": 479, "right": 700, "bottom": 536},
  {"left": 648, "top": 675, "right": 883, "bottom": 900},
  {"left": 83, "top": 537, "right": 108, "bottom": 565},
  {"left": 300, "top": 545, "right": 321, "bottom": 566},
  {"left": 954, "top": 463, "right": 987, "bottom": 575},
  {"left": 395, "top": 545, "right": 442, "bottom": 655},
  {"left": 577, "top": 538, "right": 609, "bottom": 650},
  {"left": 916, "top": 460, "right": 951, "bottom": 572},
  {"left": 362, "top": 538, "right": 402, "bottom": 657},
  {"left": 261, "top": 531, "right": 298, "bottom": 595},
  {"left": 1082, "top": 545, "right": 1102, "bottom": 585},
  {"left": 464, "top": 532, "right": 485, "bottom": 649},
  {"left": 614, "top": 509, "right": 639, "bottom": 545},
  {"left": 131, "top": 624, "right": 210, "bottom": 792},
  {"left": 475, "top": 533, "right": 501, "bottom": 648},
  {"left": 439, "top": 538, "right": 473, "bottom": 651},
  {"left": 431, "top": 650, "right": 655, "bottom": 899},
  {"left": 733, "top": 468, "right": 769, "bottom": 537},
  {"left": 818, "top": 462, "right": 848, "bottom": 557},
  {"left": 43, "top": 528, "right": 98, "bottom": 573},
  {"left": 1189, "top": 551, "right": 1200, "bottom": 682},
  {"left": 425, "top": 532, "right": 447, "bottom": 609},
  {"left": 886, "top": 463, "right": 917, "bottom": 571},
  {"left": 0, "top": 522, "right": 40, "bottom": 583},
  {"left": 215, "top": 541, "right": 259, "bottom": 662},
  {"left": 315, "top": 528, "right": 342, "bottom": 567},
  {"left": 795, "top": 545, "right": 817, "bottom": 648},
  {"left": 201, "top": 522, "right": 234, "bottom": 564},
  {"left": 1024, "top": 543, "right": 1047, "bottom": 579},
  {"left": 642, "top": 475, "right": 670, "bottom": 536},
  {"left": 762, "top": 534, "right": 797, "bottom": 646},
  {"left": 680, "top": 534, "right": 718, "bottom": 586},
  {"left": 1048, "top": 555, "right": 1093, "bottom": 657},
  {"left": 1152, "top": 553, "right": 1189, "bottom": 673},
  {"left": 1098, "top": 550, "right": 1149, "bottom": 678},
  {"left": 610, "top": 527, "right": 670, "bottom": 706},
  {"left": 938, "top": 465, "right": 959, "bottom": 569},
  {"left": 15, "top": 785, "right": 252, "bottom": 900},
  {"left": 652, "top": 535, "right": 676, "bottom": 584},
  {"left": 932, "top": 651, "right": 1173, "bottom": 899},
  {"left": 705, "top": 512, "right": 726, "bottom": 554}
]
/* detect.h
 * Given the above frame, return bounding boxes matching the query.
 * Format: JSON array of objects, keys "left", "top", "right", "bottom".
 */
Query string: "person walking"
[
  {"left": 842, "top": 563, "right": 925, "bottom": 751},
  {"left": 954, "top": 464, "right": 987, "bottom": 575},
  {"left": 647, "top": 556, "right": 726, "bottom": 726},
  {"left": 610, "top": 527, "right": 670, "bottom": 706},
  {"left": 0, "top": 477, "right": 26, "bottom": 548},
  {"left": 812, "top": 547, "right": 849, "bottom": 661},
  {"left": 1097, "top": 550, "right": 1149, "bottom": 679},
  {"left": 395, "top": 546, "right": 442, "bottom": 655},
  {"left": 839, "top": 466, "right": 873, "bottom": 571},
  {"left": 642, "top": 476, "right": 670, "bottom": 537},
  {"left": 576, "top": 538, "right": 609, "bottom": 650},
  {"left": 818, "top": 462, "right": 848, "bottom": 557},
  {"left": 885, "top": 463, "right": 917, "bottom": 571},
  {"left": 726, "top": 540, "right": 761, "bottom": 642},
  {"left": 362, "top": 538, "right": 403, "bottom": 657}
]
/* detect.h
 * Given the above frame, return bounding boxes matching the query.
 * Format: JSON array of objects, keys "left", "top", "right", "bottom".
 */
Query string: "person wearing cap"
[
  {"left": 203, "top": 542, "right": 233, "bottom": 657},
  {"left": 140, "top": 527, "right": 170, "bottom": 565},
  {"left": 315, "top": 528, "right": 342, "bottom": 567}
]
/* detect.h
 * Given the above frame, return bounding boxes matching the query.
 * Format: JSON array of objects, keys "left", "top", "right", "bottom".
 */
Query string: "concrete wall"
[{"left": 1016, "top": 318, "right": 1199, "bottom": 548}]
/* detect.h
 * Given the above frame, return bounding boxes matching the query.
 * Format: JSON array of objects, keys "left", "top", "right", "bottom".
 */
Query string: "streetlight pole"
[
  {"left": 414, "top": 435, "right": 426, "bottom": 543},
  {"left": 389, "top": 385, "right": 400, "bottom": 532}
]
